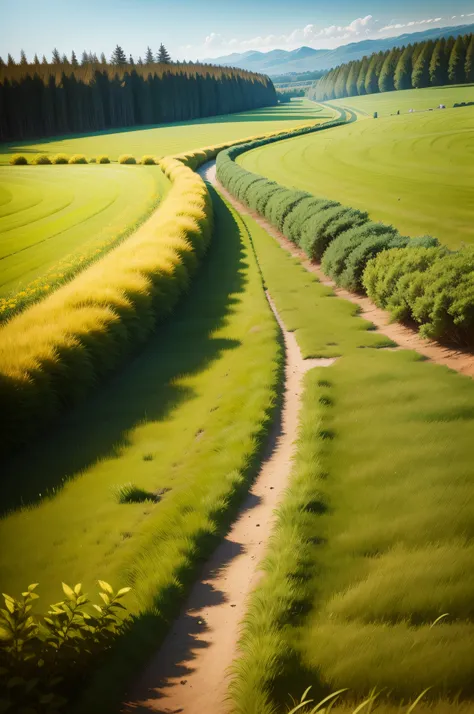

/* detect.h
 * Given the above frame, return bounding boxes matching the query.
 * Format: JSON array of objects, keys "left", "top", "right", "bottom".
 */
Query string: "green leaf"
[
  {"left": 61, "top": 583, "right": 75, "bottom": 600},
  {"left": 74, "top": 583, "right": 82, "bottom": 596},
  {"left": 4, "top": 600, "right": 14, "bottom": 614},
  {"left": 39, "top": 693, "right": 55, "bottom": 704},
  {"left": 99, "top": 592, "right": 110, "bottom": 605},
  {"left": 27, "top": 584, "right": 38, "bottom": 592},
  {"left": 7, "top": 676, "right": 25, "bottom": 688},
  {"left": 98, "top": 580, "right": 113, "bottom": 594},
  {"left": 116, "top": 587, "right": 131, "bottom": 597}
]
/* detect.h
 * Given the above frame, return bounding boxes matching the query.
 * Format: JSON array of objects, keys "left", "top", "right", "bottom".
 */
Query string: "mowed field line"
[
  {"left": 0, "top": 165, "right": 169, "bottom": 296},
  {"left": 0, "top": 99, "right": 336, "bottom": 164},
  {"left": 238, "top": 95, "right": 474, "bottom": 249}
]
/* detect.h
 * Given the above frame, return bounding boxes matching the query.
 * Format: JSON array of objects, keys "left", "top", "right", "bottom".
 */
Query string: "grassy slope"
[
  {"left": 328, "top": 83, "right": 474, "bottom": 117},
  {"left": 0, "top": 164, "right": 169, "bottom": 297},
  {"left": 238, "top": 88, "right": 474, "bottom": 249},
  {"left": 229, "top": 211, "right": 474, "bottom": 712},
  {"left": 0, "top": 99, "right": 335, "bottom": 164},
  {"left": 0, "top": 188, "right": 281, "bottom": 638}
]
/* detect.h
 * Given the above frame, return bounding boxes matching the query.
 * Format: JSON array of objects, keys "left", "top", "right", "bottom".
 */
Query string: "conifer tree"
[
  {"left": 111, "top": 45, "right": 127, "bottom": 66},
  {"left": 0, "top": 57, "right": 5, "bottom": 68},
  {"left": 62, "top": 54, "right": 69, "bottom": 64},
  {"left": 52, "top": 48, "right": 61, "bottom": 64},
  {"left": 129, "top": 54, "right": 134, "bottom": 65},
  {"left": 71, "top": 50, "right": 79, "bottom": 67},
  {"left": 100, "top": 52, "right": 107, "bottom": 64},
  {"left": 429, "top": 38, "right": 447, "bottom": 85},
  {"left": 365, "top": 51, "right": 382, "bottom": 94},
  {"left": 145, "top": 46, "right": 154, "bottom": 64},
  {"left": 81, "top": 51, "right": 89, "bottom": 65},
  {"left": 345, "top": 61, "right": 359, "bottom": 97},
  {"left": 20, "top": 50, "right": 28, "bottom": 65},
  {"left": 41, "top": 55, "right": 48, "bottom": 65},
  {"left": 412, "top": 41, "right": 431, "bottom": 88},
  {"left": 378, "top": 47, "right": 399, "bottom": 92},
  {"left": 7, "top": 54, "right": 15, "bottom": 66},
  {"left": 465, "top": 34, "right": 474, "bottom": 83},
  {"left": 448, "top": 35, "right": 466, "bottom": 84},
  {"left": 394, "top": 44, "right": 413, "bottom": 90},
  {"left": 137, "top": 56, "right": 143, "bottom": 66},
  {"left": 158, "top": 44, "right": 171, "bottom": 63},
  {"left": 356, "top": 56, "right": 369, "bottom": 95},
  {"left": 33, "top": 53, "right": 39, "bottom": 65}
]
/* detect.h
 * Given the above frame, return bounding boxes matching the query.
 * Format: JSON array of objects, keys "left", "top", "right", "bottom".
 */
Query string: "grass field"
[
  {"left": 328, "top": 83, "right": 474, "bottom": 117},
  {"left": 0, "top": 164, "right": 169, "bottom": 303},
  {"left": 0, "top": 99, "right": 335, "bottom": 165},
  {"left": 229, "top": 209, "right": 474, "bottom": 712},
  {"left": 0, "top": 187, "right": 281, "bottom": 709},
  {"left": 238, "top": 87, "right": 474, "bottom": 249}
]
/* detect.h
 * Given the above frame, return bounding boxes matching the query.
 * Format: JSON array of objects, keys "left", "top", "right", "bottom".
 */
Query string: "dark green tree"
[
  {"left": 129, "top": 54, "right": 134, "bottom": 65},
  {"left": 52, "top": 48, "right": 61, "bottom": 64},
  {"left": 20, "top": 50, "right": 28, "bottom": 66},
  {"left": 345, "top": 61, "right": 359, "bottom": 97},
  {"left": 412, "top": 41, "right": 432, "bottom": 88},
  {"left": 81, "top": 50, "right": 89, "bottom": 66},
  {"left": 111, "top": 45, "right": 127, "bottom": 66},
  {"left": 33, "top": 53, "right": 40, "bottom": 65},
  {"left": 41, "top": 55, "right": 48, "bottom": 65},
  {"left": 7, "top": 54, "right": 15, "bottom": 66},
  {"left": 356, "top": 56, "right": 369, "bottom": 95},
  {"left": 394, "top": 44, "right": 413, "bottom": 90},
  {"left": 429, "top": 38, "right": 448, "bottom": 86},
  {"left": 137, "top": 56, "right": 143, "bottom": 66},
  {"left": 378, "top": 47, "right": 399, "bottom": 92},
  {"left": 465, "top": 34, "right": 474, "bottom": 83},
  {"left": 448, "top": 35, "right": 466, "bottom": 84},
  {"left": 100, "top": 52, "right": 107, "bottom": 65},
  {"left": 365, "top": 51, "right": 382, "bottom": 94},
  {"left": 71, "top": 50, "right": 79, "bottom": 67},
  {"left": 61, "top": 54, "right": 69, "bottom": 64},
  {"left": 157, "top": 44, "right": 171, "bottom": 63},
  {"left": 335, "top": 63, "right": 350, "bottom": 98},
  {"left": 145, "top": 46, "right": 154, "bottom": 64}
]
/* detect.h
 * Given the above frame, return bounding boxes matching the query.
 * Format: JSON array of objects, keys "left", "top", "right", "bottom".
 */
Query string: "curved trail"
[
  {"left": 123, "top": 186, "right": 335, "bottom": 714},
  {"left": 204, "top": 161, "right": 474, "bottom": 379}
]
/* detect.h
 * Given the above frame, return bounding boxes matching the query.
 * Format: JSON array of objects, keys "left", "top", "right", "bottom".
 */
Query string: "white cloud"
[{"left": 379, "top": 16, "right": 443, "bottom": 32}]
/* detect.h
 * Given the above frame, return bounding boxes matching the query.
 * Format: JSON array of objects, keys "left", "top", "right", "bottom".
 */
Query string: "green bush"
[
  {"left": 139, "top": 155, "right": 156, "bottom": 165},
  {"left": 89, "top": 156, "right": 97, "bottom": 163},
  {"left": 32, "top": 153, "right": 51, "bottom": 165},
  {"left": 97, "top": 155, "right": 110, "bottom": 164},
  {"left": 0, "top": 581, "right": 130, "bottom": 712},
  {"left": 68, "top": 154, "right": 88, "bottom": 164},
  {"left": 118, "top": 154, "right": 137, "bottom": 165},
  {"left": 321, "top": 222, "right": 404, "bottom": 290},
  {"left": 9, "top": 154, "right": 28, "bottom": 165},
  {"left": 363, "top": 246, "right": 446, "bottom": 321},
  {"left": 51, "top": 153, "right": 69, "bottom": 164}
]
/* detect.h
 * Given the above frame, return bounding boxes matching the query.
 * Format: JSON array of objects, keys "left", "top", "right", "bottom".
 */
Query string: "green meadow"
[
  {"left": 0, "top": 99, "right": 333, "bottom": 165},
  {"left": 239, "top": 88, "right": 474, "bottom": 248},
  {"left": 229, "top": 210, "right": 474, "bottom": 713}
]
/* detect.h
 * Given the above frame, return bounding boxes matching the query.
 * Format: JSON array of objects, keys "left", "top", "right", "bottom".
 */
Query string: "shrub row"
[
  {"left": 216, "top": 131, "right": 474, "bottom": 345},
  {"left": 0, "top": 153, "right": 213, "bottom": 454},
  {"left": 9, "top": 153, "right": 158, "bottom": 165}
]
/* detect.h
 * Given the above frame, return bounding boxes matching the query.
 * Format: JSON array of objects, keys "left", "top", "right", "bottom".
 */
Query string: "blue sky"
[{"left": 1, "top": 0, "right": 474, "bottom": 62}]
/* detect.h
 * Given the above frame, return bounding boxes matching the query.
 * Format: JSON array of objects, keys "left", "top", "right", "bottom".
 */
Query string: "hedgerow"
[
  {"left": 0, "top": 153, "right": 213, "bottom": 454},
  {"left": 52, "top": 153, "right": 69, "bottom": 164},
  {"left": 9, "top": 154, "right": 28, "bottom": 165},
  {"left": 32, "top": 153, "right": 51, "bottom": 165},
  {"left": 216, "top": 121, "right": 474, "bottom": 344}
]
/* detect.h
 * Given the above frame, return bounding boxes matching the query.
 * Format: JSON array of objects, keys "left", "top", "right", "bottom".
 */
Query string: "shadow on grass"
[
  {"left": 0, "top": 187, "right": 248, "bottom": 513},
  {"left": 0, "top": 100, "right": 324, "bottom": 156}
]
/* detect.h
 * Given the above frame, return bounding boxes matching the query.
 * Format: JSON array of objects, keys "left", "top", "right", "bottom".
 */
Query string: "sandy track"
[
  {"left": 201, "top": 161, "right": 474, "bottom": 379},
  {"left": 123, "top": 186, "right": 335, "bottom": 714}
]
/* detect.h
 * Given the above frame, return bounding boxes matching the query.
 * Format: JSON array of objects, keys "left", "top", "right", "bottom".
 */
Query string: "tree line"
[
  {"left": 1, "top": 43, "right": 172, "bottom": 68},
  {"left": 309, "top": 32, "right": 474, "bottom": 101},
  {"left": 0, "top": 57, "right": 276, "bottom": 141}
]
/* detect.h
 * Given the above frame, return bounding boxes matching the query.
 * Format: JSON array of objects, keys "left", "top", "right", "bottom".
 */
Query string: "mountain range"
[{"left": 206, "top": 23, "right": 474, "bottom": 76}]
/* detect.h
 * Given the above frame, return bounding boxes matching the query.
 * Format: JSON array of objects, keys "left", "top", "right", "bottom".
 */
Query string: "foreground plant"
[{"left": 0, "top": 580, "right": 130, "bottom": 712}]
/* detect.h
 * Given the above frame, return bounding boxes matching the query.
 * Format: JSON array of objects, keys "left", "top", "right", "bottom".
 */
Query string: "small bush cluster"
[
  {"left": 0, "top": 581, "right": 130, "bottom": 712},
  {"left": 216, "top": 123, "right": 474, "bottom": 345},
  {"left": 97, "top": 155, "right": 111, "bottom": 164},
  {"left": 118, "top": 154, "right": 137, "bottom": 164},
  {"left": 139, "top": 155, "right": 156, "bottom": 165},
  {"left": 68, "top": 154, "right": 88, "bottom": 164},
  {"left": 9, "top": 154, "right": 28, "bottom": 165},
  {"left": 32, "top": 153, "right": 52, "bottom": 165}
]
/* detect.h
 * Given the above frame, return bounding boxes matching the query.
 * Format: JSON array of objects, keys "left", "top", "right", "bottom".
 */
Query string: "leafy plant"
[
  {"left": 9, "top": 154, "right": 28, "bottom": 165},
  {"left": 51, "top": 154, "right": 69, "bottom": 164},
  {"left": 139, "top": 155, "right": 156, "bottom": 165},
  {"left": 0, "top": 581, "right": 130, "bottom": 712},
  {"left": 32, "top": 154, "right": 52, "bottom": 165},
  {"left": 118, "top": 154, "right": 136, "bottom": 165},
  {"left": 68, "top": 154, "right": 87, "bottom": 164},
  {"left": 97, "top": 155, "right": 110, "bottom": 164}
]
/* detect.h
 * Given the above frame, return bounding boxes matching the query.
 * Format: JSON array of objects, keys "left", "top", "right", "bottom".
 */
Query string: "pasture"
[
  {"left": 0, "top": 164, "right": 168, "bottom": 311},
  {"left": 239, "top": 89, "right": 474, "bottom": 249},
  {"left": 229, "top": 208, "right": 474, "bottom": 713},
  {"left": 0, "top": 99, "right": 334, "bottom": 165}
]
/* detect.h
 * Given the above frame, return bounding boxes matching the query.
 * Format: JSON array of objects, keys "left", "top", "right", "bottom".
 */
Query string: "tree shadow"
[{"left": 0, "top": 188, "right": 248, "bottom": 513}]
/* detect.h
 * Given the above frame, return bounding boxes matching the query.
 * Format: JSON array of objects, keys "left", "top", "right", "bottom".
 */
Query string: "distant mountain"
[{"left": 205, "top": 23, "right": 474, "bottom": 76}]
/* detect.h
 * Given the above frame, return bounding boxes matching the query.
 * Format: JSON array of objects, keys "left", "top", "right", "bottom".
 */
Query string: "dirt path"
[
  {"left": 123, "top": 203, "right": 335, "bottom": 714},
  {"left": 201, "top": 161, "right": 474, "bottom": 379}
]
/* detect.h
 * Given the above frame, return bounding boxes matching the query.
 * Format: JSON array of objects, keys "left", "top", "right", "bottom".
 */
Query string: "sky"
[{"left": 1, "top": 0, "right": 474, "bottom": 63}]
